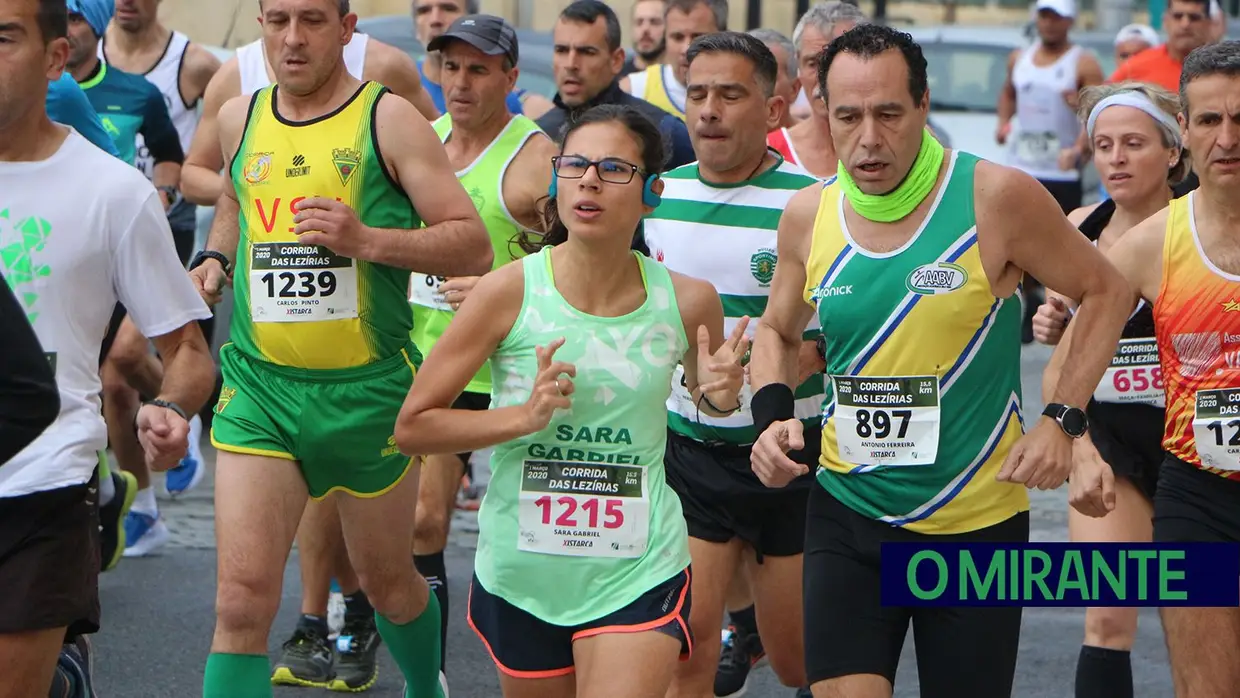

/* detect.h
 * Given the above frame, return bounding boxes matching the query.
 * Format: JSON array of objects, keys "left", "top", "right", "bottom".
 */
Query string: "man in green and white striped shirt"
[{"left": 643, "top": 32, "right": 823, "bottom": 697}]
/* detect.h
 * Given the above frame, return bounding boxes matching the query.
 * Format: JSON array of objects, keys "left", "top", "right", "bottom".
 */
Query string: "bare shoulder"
[
  {"left": 204, "top": 57, "right": 241, "bottom": 101},
  {"left": 365, "top": 39, "right": 418, "bottom": 79},
  {"left": 476, "top": 255, "right": 527, "bottom": 298},
  {"left": 374, "top": 88, "right": 425, "bottom": 122},
  {"left": 217, "top": 93, "right": 252, "bottom": 142},
  {"left": 184, "top": 43, "right": 222, "bottom": 79},
  {"left": 785, "top": 182, "right": 823, "bottom": 222},
  {"left": 974, "top": 160, "right": 1048, "bottom": 211},
  {"left": 512, "top": 130, "right": 557, "bottom": 172},
  {"left": 1067, "top": 202, "right": 1101, "bottom": 227},
  {"left": 1119, "top": 207, "right": 1169, "bottom": 254},
  {"left": 668, "top": 270, "right": 720, "bottom": 312}
]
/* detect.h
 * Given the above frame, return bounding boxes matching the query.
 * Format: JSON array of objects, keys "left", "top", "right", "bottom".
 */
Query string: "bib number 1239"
[{"left": 250, "top": 243, "right": 357, "bottom": 322}]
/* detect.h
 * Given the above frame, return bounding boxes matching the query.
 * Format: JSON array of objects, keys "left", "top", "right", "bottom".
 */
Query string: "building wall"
[{"left": 159, "top": 0, "right": 1124, "bottom": 49}]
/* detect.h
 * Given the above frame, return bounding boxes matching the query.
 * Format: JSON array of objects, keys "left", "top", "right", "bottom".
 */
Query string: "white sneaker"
[{"left": 327, "top": 591, "right": 346, "bottom": 640}]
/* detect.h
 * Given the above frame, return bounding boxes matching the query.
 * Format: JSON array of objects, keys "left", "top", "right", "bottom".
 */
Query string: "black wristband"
[
  {"left": 752, "top": 383, "right": 795, "bottom": 436},
  {"left": 142, "top": 399, "right": 188, "bottom": 422}
]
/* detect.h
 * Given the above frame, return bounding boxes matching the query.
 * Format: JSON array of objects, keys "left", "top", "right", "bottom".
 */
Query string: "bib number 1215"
[{"left": 533, "top": 496, "right": 624, "bottom": 529}]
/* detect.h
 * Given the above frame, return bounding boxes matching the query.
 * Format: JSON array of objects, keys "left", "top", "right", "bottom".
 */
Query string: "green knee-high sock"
[
  {"left": 203, "top": 652, "right": 272, "bottom": 698},
  {"left": 374, "top": 592, "right": 442, "bottom": 698}
]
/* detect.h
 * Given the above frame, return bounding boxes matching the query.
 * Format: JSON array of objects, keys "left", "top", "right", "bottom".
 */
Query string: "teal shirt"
[
  {"left": 77, "top": 61, "right": 182, "bottom": 168},
  {"left": 477, "top": 248, "right": 692, "bottom": 625}
]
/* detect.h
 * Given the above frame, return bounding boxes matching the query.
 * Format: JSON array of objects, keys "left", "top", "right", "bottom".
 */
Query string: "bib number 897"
[
  {"left": 855, "top": 408, "right": 911, "bottom": 439},
  {"left": 261, "top": 271, "right": 338, "bottom": 298},
  {"left": 534, "top": 495, "right": 624, "bottom": 529}
]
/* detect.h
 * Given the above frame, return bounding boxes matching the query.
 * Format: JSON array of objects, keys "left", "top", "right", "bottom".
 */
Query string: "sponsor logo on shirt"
[
  {"left": 332, "top": 148, "right": 362, "bottom": 186},
  {"left": 286, "top": 154, "right": 310, "bottom": 178},
  {"left": 750, "top": 248, "right": 777, "bottom": 287},
  {"left": 244, "top": 152, "right": 274, "bottom": 185}
]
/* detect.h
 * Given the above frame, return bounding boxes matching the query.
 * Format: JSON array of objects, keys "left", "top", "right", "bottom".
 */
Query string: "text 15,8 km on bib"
[
  {"left": 250, "top": 242, "right": 358, "bottom": 322},
  {"left": 518, "top": 460, "right": 649, "bottom": 558},
  {"left": 832, "top": 375, "right": 941, "bottom": 467}
]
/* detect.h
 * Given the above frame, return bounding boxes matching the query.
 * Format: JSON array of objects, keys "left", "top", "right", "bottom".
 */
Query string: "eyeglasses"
[{"left": 551, "top": 155, "right": 645, "bottom": 184}]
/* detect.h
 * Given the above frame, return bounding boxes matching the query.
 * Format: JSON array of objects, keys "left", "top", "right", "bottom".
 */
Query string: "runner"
[
  {"left": 0, "top": 4, "right": 215, "bottom": 698},
  {"left": 180, "top": 27, "right": 437, "bottom": 207},
  {"left": 766, "top": 1, "right": 865, "bottom": 179},
  {"left": 189, "top": 1, "right": 489, "bottom": 696},
  {"left": 622, "top": 0, "right": 666, "bottom": 76},
  {"left": 641, "top": 32, "right": 820, "bottom": 698},
  {"left": 1032, "top": 82, "right": 1187, "bottom": 698},
  {"left": 997, "top": 0, "right": 1104, "bottom": 344},
  {"left": 1063, "top": 42, "right": 1240, "bottom": 698},
  {"left": 538, "top": 0, "right": 695, "bottom": 172},
  {"left": 1109, "top": 0, "right": 1215, "bottom": 91},
  {"left": 100, "top": 0, "right": 225, "bottom": 499},
  {"left": 621, "top": 0, "right": 726, "bottom": 119},
  {"left": 748, "top": 28, "right": 798, "bottom": 129},
  {"left": 66, "top": 0, "right": 189, "bottom": 562},
  {"left": 46, "top": 72, "right": 120, "bottom": 157},
  {"left": 394, "top": 102, "right": 747, "bottom": 698},
  {"left": 748, "top": 24, "right": 1132, "bottom": 697},
  {"left": 408, "top": 13, "right": 557, "bottom": 693},
  {"left": 413, "top": 0, "right": 553, "bottom": 119},
  {"left": 1112, "top": 23, "right": 1160, "bottom": 65}
]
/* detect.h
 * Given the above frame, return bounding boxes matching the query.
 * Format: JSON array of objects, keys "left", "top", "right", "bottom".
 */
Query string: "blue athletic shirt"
[
  {"left": 46, "top": 73, "right": 119, "bottom": 159},
  {"left": 77, "top": 61, "right": 183, "bottom": 168},
  {"left": 417, "top": 58, "right": 526, "bottom": 115}
]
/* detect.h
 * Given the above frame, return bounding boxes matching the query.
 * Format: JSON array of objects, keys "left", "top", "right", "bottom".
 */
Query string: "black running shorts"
[
  {"left": 1154, "top": 454, "right": 1240, "bottom": 543},
  {"left": 0, "top": 469, "right": 101, "bottom": 636},
  {"left": 802, "top": 485, "right": 1027, "bottom": 695},
  {"left": 1087, "top": 400, "right": 1165, "bottom": 501},
  {"left": 468, "top": 567, "right": 693, "bottom": 677},
  {"left": 450, "top": 391, "right": 491, "bottom": 466},
  {"left": 663, "top": 428, "right": 819, "bottom": 561}
]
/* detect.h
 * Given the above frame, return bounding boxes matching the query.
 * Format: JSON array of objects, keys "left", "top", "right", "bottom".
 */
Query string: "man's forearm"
[
  {"left": 750, "top": 320, "right": 802, "bottom": 390},
  {"left": 362, "top": 221, "right": 492, "bottom": 276},
  {"left": 152, "top": 162, "right": 180, "bottom": 191},
  {"left": 206, "top": 194, "right": 242, "bottom": 260},
  {"left": 182, "top": 164, "right": 225, "bottom": 206},
  {"left": 1046, "top": 286, "right": 1130, "bottom": 409},
  {"left": 154, "top": 336, "right": 216, "bottom": 417},
  {"left": 997, "top": 93, "right": 1015, "bottom": 125}
]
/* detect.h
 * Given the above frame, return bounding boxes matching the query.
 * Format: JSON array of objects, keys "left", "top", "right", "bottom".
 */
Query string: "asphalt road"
[{"left": 91, "top": 343, "right": 1175, "bottom": 697}]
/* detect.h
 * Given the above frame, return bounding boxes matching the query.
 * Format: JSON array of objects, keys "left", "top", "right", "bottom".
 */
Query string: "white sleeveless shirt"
[
  {"left": 237, "top": 33, "right": 369, "bottom": 96},
  {"left": 1009, "top": 43, "right": 1083, "bottom": 182}
]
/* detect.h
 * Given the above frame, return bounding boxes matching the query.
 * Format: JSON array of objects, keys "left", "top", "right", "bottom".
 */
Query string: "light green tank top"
[
  {"left": 409, "top": 114, "right": 541, "bottom": 394},
  {"left": 476, "top": 247, "right": 692, "bottom": 626}
]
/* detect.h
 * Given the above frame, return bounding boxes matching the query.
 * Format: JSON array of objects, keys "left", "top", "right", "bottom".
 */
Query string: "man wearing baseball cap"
[
  {"left": 997, "top": 0, "right": 1104, "bottom": 342},
  {"left": 1114, "top": 23, "right": 1161, "bottom": 65},
  {"left": 1110, "top": 0, "right": 1215, "bottom": 91},
  {"left": 414, "top": 15, "right": 556, "bottom": 694}
]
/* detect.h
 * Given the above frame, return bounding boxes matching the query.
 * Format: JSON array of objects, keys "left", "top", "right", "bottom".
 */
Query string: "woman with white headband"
[{"left": 1033, "top": 81, "right": 1188, "bottom": 698}]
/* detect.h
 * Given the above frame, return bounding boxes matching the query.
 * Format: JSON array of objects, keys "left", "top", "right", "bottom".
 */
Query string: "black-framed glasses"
[{"left": 552, "top": 155, "right": 645, "bottom": 184}]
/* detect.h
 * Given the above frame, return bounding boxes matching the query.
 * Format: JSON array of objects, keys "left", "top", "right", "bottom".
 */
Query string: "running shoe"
[
  {"left": 121, "top": 510, "right": 170, "bottom": 557},
  {"left": 714, "top": 625, "right": 767, "bottom": 698},
  {"left": 99, "top": 469, "right": 138, "bottom": 571},
  {"left": 328, "top": 616, "right": 382, "bottom": 692},
  {"left": 57, "top": 635, "right": 97, "bottom": 698},
  {"left": 164, "top": 414, "right": 204, "bottom": 497},
  {"left": 271, "top": 625, "right": 334, "bottom": 687}
]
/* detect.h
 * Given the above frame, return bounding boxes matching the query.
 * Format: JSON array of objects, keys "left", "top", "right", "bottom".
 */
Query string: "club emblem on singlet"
[
  {"left": 906, "top": 262, "right": 968, "bottom": 296},
  {"left": 750, "top": 248, "right": 777, "bottom": 287},
  {"left": 243, "top": 152, "right": 273, "bottom": 185},
  {"left": 332, "top": 148, "right": 362, "bottom": 186}
]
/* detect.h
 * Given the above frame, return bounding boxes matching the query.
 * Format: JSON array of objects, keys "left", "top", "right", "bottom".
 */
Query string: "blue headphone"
[{"left": 548, "top": 167, "right": 663, "bottom": 208}]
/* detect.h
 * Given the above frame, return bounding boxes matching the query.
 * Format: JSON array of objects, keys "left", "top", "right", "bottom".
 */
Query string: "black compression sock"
[
  {"left": 414, "top": 552, "right": 450, "bottom": 672},
  {"left": 729, "top": 604, "right": 758, "bottom": 639},
  {"left": 343, "top": 590, "right": 374, "bottom": 623},
  {"left": 1075, "top": 645, "right": 1133, "bottom": 698},
  {"left": 297, "top": 613, "right": 328, "bottom": 636}
]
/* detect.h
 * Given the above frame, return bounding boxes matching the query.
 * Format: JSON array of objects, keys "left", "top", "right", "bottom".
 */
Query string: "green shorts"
[{"left": 211, "top": 343, "right": 419, "bottom": 499}]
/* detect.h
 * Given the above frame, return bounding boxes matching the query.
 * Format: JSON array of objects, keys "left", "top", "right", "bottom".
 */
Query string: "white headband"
[{"left": 1086, "top": 91, "right": 1182, "bottom": 147}]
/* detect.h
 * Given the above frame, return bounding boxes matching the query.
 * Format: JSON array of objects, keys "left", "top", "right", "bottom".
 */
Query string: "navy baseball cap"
[{"left": 426, "top": 14, "right": 519, "bottom": 65}]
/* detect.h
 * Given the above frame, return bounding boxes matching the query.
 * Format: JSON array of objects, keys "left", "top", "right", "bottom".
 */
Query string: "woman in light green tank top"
[{"left": 395, "top": 105, "right": 750, "bottom": 697}]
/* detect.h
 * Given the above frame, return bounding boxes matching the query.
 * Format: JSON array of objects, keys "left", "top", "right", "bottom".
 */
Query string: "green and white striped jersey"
[{"left": 643, "top": 155, "right": 825, "bottom": 445}]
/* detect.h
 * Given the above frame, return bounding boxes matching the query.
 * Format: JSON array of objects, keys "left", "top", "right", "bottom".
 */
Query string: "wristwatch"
[
  {"left": 1043, "top": 403, "right": 1089, "bottom": 438},
  {"left": 141, "top": 399, "right": 188, "bottom": 422},
  {"left": 189, "top": 250, "right": 233, "bottom": 276}
]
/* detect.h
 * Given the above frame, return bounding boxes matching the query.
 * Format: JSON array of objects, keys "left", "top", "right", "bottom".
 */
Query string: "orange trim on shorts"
[
  {"left": 466, "top": 580, "right": 577, "bottom": 679},
  {"left": 571, "top": 567, "right": 693, "bottom": 663}
]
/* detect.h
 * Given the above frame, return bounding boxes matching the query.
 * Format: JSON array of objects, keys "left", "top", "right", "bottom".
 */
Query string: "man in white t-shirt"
[{"left": 0, "top": 1, "right": 215, "bottom": 695}]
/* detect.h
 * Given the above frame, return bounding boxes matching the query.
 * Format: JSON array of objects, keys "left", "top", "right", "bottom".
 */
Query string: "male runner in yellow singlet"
[
  {"left": 748, "top": 24, "right": 1132, "bottom": 698},
  {"left": 187, "top": 1, "right": 489, "bottom": 695}
]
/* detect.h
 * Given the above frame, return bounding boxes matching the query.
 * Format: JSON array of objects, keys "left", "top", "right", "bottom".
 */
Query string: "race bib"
[
  {"left": 1193, "top": 388, "right": 1240, "bottom": 471},
  {"left": 408, "top": 272, "right": 452, "bottom": 311},
  {"left": 1093, "top": 338, "right": 1165, "bottom": 407},
  {"left": 1016, "top": 131, "right": 1060, "bottom": 165},
  {"left": 517, "top": 460, "right": 649, "bottom": 558},
  {"left": 832, "top": 375, "right": 940, "bottom": 467},
  {"left": 249, "top": 243, "right": 358, "bottom": 323}
]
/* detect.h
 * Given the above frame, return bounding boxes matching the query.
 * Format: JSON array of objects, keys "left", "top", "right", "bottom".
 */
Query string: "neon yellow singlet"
[
  {"left": 229, "top": 82, "right": 420, "bottom": 371},
  {"left": 640, "top": 64, "right": 684, "bottom": 119}
]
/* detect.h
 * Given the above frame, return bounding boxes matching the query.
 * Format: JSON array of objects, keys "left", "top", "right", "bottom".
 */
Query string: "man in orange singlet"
[{"left": 1063, "top": 42, "right": 1240, "bottom": 698}]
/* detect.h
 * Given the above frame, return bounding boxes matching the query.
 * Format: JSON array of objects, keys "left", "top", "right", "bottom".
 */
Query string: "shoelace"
[
  {"left": 286, "top": 629, "right": 331, "bottom": 658},
  {"left": 336, "top": 623, "right": 376, "bottom": 655}
]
